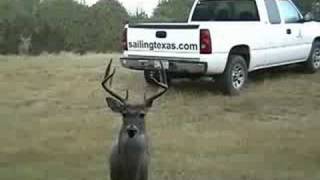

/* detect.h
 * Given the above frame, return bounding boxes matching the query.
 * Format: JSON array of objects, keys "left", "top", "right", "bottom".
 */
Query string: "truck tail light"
[
  {"left": 122, "top": 28, "right": 128, "bottom": 51},
  {"left": 200, "top": 29, "right": 212, "bottom": 54}
]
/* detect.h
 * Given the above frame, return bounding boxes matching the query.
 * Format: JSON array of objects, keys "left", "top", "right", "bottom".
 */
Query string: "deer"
[
  {"left": 102, "top": 59, "right": 168, "bottom": 180},
  {"left": 18, "top": 34, "right": 32, "bottom": 55}
]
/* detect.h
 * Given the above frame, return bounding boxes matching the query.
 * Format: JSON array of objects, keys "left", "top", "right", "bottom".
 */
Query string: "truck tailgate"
[{"left": 127, "top": 24, "right": 200, "bottom": 58}]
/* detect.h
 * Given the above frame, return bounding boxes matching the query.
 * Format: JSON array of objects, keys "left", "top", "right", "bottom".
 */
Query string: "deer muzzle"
[{"left": 126, "top": 125, "right": 138, "bottom": 138}]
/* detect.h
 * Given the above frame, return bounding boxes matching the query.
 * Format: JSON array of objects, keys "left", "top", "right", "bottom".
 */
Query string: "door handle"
[
  {"left": 286, "top": 29, "right": 292, "bottom": 35},
  {"left": 156, "top": 31, "right": 167, "bottom": 38}
]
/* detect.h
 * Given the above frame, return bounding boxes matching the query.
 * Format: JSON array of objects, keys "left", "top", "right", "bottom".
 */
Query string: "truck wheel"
[
  {"left": 304, "top": 41, "right": 320, "bottom": 73},
  {"left": 217, "top": 55, "right": 248, "bottom": 96}
]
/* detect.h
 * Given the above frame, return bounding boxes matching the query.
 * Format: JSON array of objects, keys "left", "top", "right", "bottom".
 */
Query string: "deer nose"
[{"left": 126, "top": 125, "right": 138, "bottom": 138}]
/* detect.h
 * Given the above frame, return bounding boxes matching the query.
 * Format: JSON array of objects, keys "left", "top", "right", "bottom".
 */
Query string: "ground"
[{"left": 0, "top": 53, "right": 320, "bottom": 180}]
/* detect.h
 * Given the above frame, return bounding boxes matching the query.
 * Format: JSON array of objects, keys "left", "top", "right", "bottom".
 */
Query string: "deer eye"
[{"left": 139, "top": 113, "right": 145, "bottom": 118}]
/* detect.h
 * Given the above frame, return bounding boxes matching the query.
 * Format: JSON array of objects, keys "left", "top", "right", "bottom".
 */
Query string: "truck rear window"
[{"left": 192, "top": 0, "right": 260, "bottom": 21}]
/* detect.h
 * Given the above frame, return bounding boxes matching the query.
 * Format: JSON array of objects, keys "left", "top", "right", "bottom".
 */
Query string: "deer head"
[
  {"left": 19, "top": 34, "right": 32, "bottom": 55},
  {"left": 102, "top": 59, "right": 168, "bottom": 138},
  {"left": 20, "top": 34, "right": 32, "bottom": 44}
]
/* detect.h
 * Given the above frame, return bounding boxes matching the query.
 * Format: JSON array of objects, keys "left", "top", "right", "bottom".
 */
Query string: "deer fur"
[{"left": 109, "top": 103, "right": 150, "bottom": 180}]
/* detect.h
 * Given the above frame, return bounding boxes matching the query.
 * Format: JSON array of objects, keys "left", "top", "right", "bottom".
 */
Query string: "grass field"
[{"left": 0, "top": 53, "right": 320, "bottom": 180}]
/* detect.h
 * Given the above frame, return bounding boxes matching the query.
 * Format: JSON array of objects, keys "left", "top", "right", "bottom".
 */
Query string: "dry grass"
[{"left": 0, "top": 53, "right": 320, "bottom": 180}]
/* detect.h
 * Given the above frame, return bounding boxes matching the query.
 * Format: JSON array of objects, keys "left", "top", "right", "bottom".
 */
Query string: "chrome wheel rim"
[
  {"left": 232, "top": 64, "right": 245, "bottom": 89},
  {"left": 313, "top": 47, "right": 320, "bottom": 69}
]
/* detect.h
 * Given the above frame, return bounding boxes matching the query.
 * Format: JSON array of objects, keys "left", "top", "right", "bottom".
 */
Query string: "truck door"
[
  {"left": 262, "top": 0, "right": 287, "bottom": 66},
  {"left": 278, "top": 0, "right": 310, "bottom": 62}
]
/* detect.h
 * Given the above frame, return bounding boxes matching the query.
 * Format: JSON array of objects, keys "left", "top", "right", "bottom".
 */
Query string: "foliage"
[
  {"left": 86, "top": 0, "right": 128, "bottom": 52},
  {"left": 0, "top": 0, "right": 128, "bottom": 54},
  {"left": 130, "top": 9, "right": 150, "bottom": 24},
  {"left": 152, "top": 0, "right": 194, "bottom": 22},
  {"left": 300, "top": 0, "right": 316, "bottom": 11},
  {"left": 0, "top": 0, "right": 39, "bottom": 54}
]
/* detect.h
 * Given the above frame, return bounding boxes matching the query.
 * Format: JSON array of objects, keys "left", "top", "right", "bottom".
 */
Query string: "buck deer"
[
  {"left": 102, "top": 60, "right": 168, "bottom": 180},
  {"left": 18, "top": 34, "right": 32, "bottom": 55}
]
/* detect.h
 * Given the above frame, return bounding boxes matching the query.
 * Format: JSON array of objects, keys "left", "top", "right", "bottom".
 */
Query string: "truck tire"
[
  {"left": 217, "top": 55, "right": 248, "bottom": 96},
  {"left": 304, "top": 41, "right": 320, "bottom": 73}
]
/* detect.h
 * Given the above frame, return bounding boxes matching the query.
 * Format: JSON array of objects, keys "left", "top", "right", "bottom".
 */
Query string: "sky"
[{"left": 85, "top": 0, "right": 159, "bottom": 16}]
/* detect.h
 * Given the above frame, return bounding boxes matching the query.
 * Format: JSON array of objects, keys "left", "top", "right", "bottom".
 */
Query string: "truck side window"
[
  {"left": 264, "top": 0, "right": 281, "bottom": 24},
  {"left": 278, "top": 0, "right": 301, "bottom": 23}
]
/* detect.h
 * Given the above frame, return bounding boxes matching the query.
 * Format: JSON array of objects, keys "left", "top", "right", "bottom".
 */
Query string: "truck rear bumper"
[{"left": 120, "top": 56, "right": 207, "bottom": 74}]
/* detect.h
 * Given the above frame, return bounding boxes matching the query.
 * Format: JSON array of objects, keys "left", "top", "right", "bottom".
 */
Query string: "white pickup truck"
[{"left": 120, "top": 0, "right": 320, "bottom": 95}]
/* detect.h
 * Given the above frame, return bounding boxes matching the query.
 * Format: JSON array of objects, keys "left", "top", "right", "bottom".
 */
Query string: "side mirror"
[{"left": 304, "top": 12, "right": 314, "bottom": 22}]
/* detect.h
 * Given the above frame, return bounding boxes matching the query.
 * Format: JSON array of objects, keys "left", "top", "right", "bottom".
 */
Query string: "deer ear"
[{"left": 106, "top": 97, "right": 125, "bottom": 113}]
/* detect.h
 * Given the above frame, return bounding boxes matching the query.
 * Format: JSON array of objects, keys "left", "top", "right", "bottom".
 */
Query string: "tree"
[
  {"left": 0, "top": 0, "right": 129, "bottom": 54},
  {"left": 0, "top": 0, "right": 39, "bottom": 54},
  {"left": 300, "top": 0, "right": 314, "bottom": 12},
  {"left": 86, "top": 0, "right": 128, "bottom": 52},
  {"left": 130, "top": 8, "right": 150, "bottom": 23},
  {"left": 34, "top": 0, "right": 89, "bottom": 53},
  {"left": 152, "top": 0, "right": 194, "bottom": 22}
]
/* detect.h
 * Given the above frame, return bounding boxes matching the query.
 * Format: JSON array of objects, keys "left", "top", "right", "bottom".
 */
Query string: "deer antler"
[
  {"left": 144, "top": 61, "right": 169, "bottom": 107},
  {"left": 102, "top": 59, "right": 128, "bottom": 104}
]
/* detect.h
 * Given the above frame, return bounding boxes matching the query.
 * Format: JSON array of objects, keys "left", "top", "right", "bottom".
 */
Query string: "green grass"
[{"left": 0, "top": 53, "right": 320, "bottom": 180}]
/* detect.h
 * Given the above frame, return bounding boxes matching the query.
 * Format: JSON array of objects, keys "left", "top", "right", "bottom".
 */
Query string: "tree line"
[
  {"left": 0, "top": 0, "right": 317, "bottom": 55},
  {"left": 0, "top": 0, "right": 129, "bottom": 54}
]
